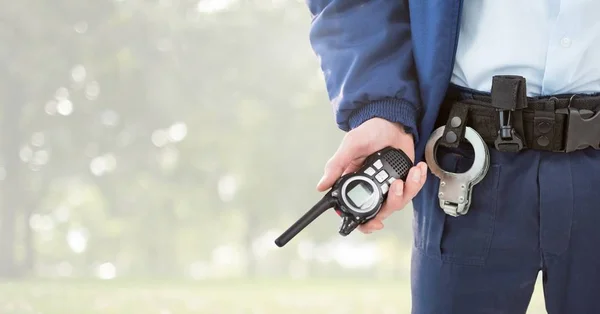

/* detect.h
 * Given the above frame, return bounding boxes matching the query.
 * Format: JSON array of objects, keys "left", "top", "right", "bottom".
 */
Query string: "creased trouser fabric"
[{"left": 411, "top": 141, "right": 600, "bottom": 314}]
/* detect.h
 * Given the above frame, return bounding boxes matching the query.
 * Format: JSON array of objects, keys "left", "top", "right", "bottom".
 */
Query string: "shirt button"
[{"left": 560, "top": 37, "right": 572, "bottom": 47}]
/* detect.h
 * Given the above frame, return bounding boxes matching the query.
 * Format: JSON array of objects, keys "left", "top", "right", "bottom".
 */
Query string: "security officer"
[{"left": 307, "top": 0, "right": 600, "bottom": 313}]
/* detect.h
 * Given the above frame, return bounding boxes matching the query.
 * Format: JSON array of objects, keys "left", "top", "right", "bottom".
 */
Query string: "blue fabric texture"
[
  {"left": 306, "top": 0, "right": 463, "bottom": 158},
  {"left": 412, "top": 133, "right": 600, "bottom": 314}
]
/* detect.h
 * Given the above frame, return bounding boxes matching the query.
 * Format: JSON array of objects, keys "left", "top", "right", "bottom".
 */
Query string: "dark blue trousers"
[{"left": 411, "top": 136, "right": 600, "bottom": 313}]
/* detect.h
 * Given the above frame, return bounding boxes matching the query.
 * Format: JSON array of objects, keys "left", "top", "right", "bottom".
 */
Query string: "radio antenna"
[{"left": 274, "top": 191, "right": 337, "bottom": 247}]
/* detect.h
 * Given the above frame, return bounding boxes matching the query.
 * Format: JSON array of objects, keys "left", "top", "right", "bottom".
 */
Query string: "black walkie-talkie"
[{"left": 274, "top": 147, "right": 413, "bottom": 247}]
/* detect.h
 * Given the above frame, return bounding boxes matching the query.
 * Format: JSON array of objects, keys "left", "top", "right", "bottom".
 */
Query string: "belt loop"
[{"left": 490, "top": 75, "right": 527, "bottom": 152}]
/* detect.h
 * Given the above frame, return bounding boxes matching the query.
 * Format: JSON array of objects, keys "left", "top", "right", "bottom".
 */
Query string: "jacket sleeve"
[{"left": 306, "top": 0, "right": 422, "bottom": 143}]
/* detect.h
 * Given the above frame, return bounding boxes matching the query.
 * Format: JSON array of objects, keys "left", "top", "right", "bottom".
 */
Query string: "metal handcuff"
[{"left": 424, "top": 125, "right": 490, "bottom": 217}]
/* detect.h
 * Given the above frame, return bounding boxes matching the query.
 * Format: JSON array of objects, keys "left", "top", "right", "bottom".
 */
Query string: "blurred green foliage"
[{"left": 0, "top": 0, "right": 415, "bottom": 281}]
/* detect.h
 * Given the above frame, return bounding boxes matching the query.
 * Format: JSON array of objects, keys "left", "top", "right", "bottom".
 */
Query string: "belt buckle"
[
  {"left": 494, "top": 109, "right": 524, "bottom": 152},
  {"left": 555, "top": 96, "right": 600, "bottom": 152}
]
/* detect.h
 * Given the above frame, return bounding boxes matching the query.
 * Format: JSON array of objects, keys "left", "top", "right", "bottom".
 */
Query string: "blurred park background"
[{"left": 0, "top": 0, "right": 548, "bottom": 313}]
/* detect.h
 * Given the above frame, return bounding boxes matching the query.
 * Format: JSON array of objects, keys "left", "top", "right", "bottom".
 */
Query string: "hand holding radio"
[
  {"left": 274, "top": 118, "right": 428, "bottom": 248},
  {"left": 317, "top": 118, "right": 428, "bottom": 234}
]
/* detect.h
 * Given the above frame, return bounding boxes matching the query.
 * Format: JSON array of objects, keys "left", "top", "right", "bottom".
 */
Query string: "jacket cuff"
[{"left": 347, "top": 98, "right": 420, "bottom": 143}]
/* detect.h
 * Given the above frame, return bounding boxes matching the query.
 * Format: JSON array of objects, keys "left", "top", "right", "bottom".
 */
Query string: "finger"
[
  {"left": 402, "top": 162, "right": 428, "bottom": 200},
  {"left": 383, "top": 162, "right": 427, "bottom": 216},
  {"left": 358, "top": 219, "right": 383, "bottom": 233},
  {"left": 358, "top": 179, "right": 405, "bottom": 233},
  {"left": 342, "top": 157, "right": 367, "bottom": 176},
  {"left": 360, "top": 164, "right": 427, "bottom": 233},
  {"left": 317, "top": 156, "right": 348, "bottom": 192},
  {"left": 418, "top": 161, "right": 428, "bottom": 184},
  {"left": 379, "top": 179, "right": 406, "bottom": 220},
  {"left": 317, "top": 136, "right": 365, "bottom": 191}
]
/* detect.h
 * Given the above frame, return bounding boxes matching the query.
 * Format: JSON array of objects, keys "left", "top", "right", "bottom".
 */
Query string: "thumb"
[{"left": 317, "top": 139, "right": 361, "bottom": 191}]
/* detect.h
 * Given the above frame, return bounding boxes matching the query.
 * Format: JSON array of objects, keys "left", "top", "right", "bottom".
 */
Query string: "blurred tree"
[
  {"left": 0, "top": 75, "right": 25, "bottom": 277},
  {"left": 0, "top": 0, "right": 412, "bottom": 281}
]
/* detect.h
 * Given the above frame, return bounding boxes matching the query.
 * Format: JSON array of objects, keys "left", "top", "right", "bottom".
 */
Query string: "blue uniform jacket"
[{"left": 307, "top": 0, "right": 463, "bottom": 161}]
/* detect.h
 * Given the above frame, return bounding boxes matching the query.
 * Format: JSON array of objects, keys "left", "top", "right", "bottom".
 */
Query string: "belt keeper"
[
  {"left": 532, "top": 97, "right": 557, "bottom": 150},
  {"left": 439, "top": 101, "right": 469, "bottom": 148}
]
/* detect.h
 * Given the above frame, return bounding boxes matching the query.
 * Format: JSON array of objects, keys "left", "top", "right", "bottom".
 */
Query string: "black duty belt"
[{"left": 436, "top": 75, "right": 600, "bottom": 153}]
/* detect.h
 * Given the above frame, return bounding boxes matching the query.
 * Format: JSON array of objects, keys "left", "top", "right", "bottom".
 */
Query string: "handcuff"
[{"left": 424, "top": 125, "right": 490, "bottom": 217}]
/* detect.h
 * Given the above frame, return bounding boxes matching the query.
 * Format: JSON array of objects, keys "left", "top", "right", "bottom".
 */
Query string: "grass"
[{"left": 0, "top": 277, "right": 549, "bottom": 314}]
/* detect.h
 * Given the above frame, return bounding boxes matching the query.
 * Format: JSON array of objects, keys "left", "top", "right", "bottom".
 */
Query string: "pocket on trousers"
[{"left": 414, "top": 144, "right": 501, "bottom": 267}]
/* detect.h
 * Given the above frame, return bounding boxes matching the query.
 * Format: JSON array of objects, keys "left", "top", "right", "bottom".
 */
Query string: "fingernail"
[{"left": 412, "top": 169, "right": 421, "bottom": 182}]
